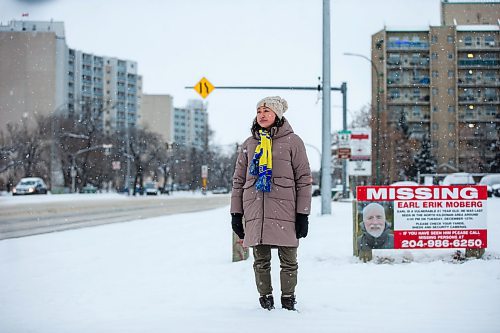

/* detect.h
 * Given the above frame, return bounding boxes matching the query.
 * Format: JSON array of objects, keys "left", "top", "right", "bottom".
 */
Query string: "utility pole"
[
  {"left": 341, "top": 82, "right": 348, "bottom": 199},
  {"left": 321, "top": 0, "right": 332, "bottom": 214}
]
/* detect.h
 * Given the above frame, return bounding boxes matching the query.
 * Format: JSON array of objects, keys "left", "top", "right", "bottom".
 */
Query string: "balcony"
[
  {"left": 387, "top": 77, "right": 430, "bottom": 87},
  {"left": 457, "top": 78, "right": 499, "bottom": 87},
  {"left": 387, "top": 95, "right": 430, "bottom": 105},
  {"left": 458, "top": 59, "right": 499, "bottom": 68},
  {"left": 387, "top": 41, "right": 429, "bottom": 51},
  {"left": 457, "top": 44, "right": 499, "bottom": 52},
  {"left": 458, "top": 95, "right": 500, "bottom": 104},
  {"left": 458, "top": 114, "right": 498, "bottom": 122}
]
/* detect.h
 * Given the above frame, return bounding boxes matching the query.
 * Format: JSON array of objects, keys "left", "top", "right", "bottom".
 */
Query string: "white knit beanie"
[{"left": 256, "top": 96, "right": 288, "bottom": 119}]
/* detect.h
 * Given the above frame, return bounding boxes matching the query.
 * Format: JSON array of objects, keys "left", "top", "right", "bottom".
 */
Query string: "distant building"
[
  {"left": 370, "top": 1, "right": 499, "bottom": 184},
  {"left": 173, "top": 99, "right": 208, "bottom": 149},
  {"left": 67, "top": 49, "right": 142, "bottom": 135},
  {"left": 0, "top": 20, "right": 67, "bottom": 129},
  {"left": 0, "top": 20, "right": 142, "bottom": 134},
  {"left": 140, "top": 94, "right": 174, "bottom": 143},
  {"left": 440, "top": 0, "right": 500, "bottom": 25}
]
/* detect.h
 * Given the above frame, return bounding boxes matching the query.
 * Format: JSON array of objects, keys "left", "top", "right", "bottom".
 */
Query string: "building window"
[
  {"left": 448, "top": 141, "right": 455, "bottom": 148},
  {"left": 413, "top": 88, "right": 421, "bottom": 99},
  {"left": 431, "top": 35, "right": 438, "bottom": 43},
  {"left": 448, "top": 88, "right": 454, "bottom": 96},
  {"left": 485, "top": 36, "right": 495, "bottom": 47},
  {"left": 389, "top": 89, "right": 400, "bottom": 100},
  {"left": 448, "top": 123, "right": 455, "bottom": 131},
  {"left": 432, "top": 70, "right": 439, "bottom": 78},
  {"left": 485, "top": 106, "right": 496, "bottom": 116},
  {"left": 448, "top": 106, "right": 455, "bottom": 113},
  {"left": 431, "top": 52, "right": 438, "bottom": 59},
  {"left": 447, "top": 35, "right": 454, "bottom": 43},
  {"left": 432, "top": 123, "right": 439, "bottom": 130},
  {"left": 432, "top": 88, "right": 438, "bottom": 96},
  {"left": 412, "top": 106, "right": 421, "bottom": 117},
  {"left": 433, "top": 106, "right": 438, "bottom": 112},
  {"left": 464, "top": 36, "right": 472, "bottom": 46},
  {"left": 447, "top": 52, "right": 453, "bottom": 60},
  {"left": 448, "top": 70, "right": 454, "bottom": 78}
]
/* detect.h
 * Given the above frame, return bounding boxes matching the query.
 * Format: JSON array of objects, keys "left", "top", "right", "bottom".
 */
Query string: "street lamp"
[{"left": 343, "top": 52, "right": 382, "bottom": 185}]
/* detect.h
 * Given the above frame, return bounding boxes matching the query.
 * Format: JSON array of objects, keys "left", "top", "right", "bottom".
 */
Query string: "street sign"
[
  {"left": 337, "top": 147, "right": 351, "bottom": 159},
  {"left": 337, "top": 130, "right": 351, "bottom": 159},
  {"left": 349, "top": 160, "right": 371, "bottom": 176},
  {"left": 338, "top": 130, "right": 351, "bottom": 148},
  {"left": 201, "top": 165, "right": 208, "bottom": 178},
  {"left": 194, "top": 77, "right": 215, "bottom": 99},
  {"left": 350, "top": 129, "right": 371, "bottom": 161}
]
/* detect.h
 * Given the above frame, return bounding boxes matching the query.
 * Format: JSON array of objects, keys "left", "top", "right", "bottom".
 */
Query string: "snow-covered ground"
[{"left": 1, "top": 195, "right": 499, "bottom": 333}]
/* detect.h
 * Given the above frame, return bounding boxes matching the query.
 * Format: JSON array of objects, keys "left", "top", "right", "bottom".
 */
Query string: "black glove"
[
  {"left": 295, "top": 213, "right": 309, "bottom": 239},
  {"left": 231, "top": 213, "right": 245, "bottom": 239}
]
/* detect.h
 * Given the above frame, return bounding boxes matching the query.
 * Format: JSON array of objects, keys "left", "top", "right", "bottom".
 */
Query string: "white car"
[
  {"left": 390, "top": 181, "right": 419, "bottom": 186},
  {"left": 479, "top": 174, "right": 500, "bottom": 198},
  {"left": 13, "top": 177, "right": 48, "bottom": 195},
  {"left": 441, "top": 173, "right": 475, "bottom": 186},
  {"left": 144, "top": 182, "right": 159, "bottom": 195}
]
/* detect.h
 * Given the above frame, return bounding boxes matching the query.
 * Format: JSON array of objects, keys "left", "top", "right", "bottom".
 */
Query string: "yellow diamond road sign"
[{"left": 194, "top": 77, "right": 215, "bottom": 99}]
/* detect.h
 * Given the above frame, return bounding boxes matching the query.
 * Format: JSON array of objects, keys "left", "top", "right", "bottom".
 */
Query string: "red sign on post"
[
  {"left": 337, "top": 148, "right": 351, "bottom": 159},
  {"left": 356, "top": 185, "right": 488, "bottom": 250}
]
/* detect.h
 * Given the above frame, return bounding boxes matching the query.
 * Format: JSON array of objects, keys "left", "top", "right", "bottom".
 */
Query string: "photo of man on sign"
[{"left": 357, "top": 202, "right": 394, "bottom": 251}]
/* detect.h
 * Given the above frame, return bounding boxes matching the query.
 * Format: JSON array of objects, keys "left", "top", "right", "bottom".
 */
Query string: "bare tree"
[
  {"left": 349, "top": 104, "right": 372, "bottom": 129},
  {"left": 127, "top": 128, "right": 164, "bottom": 195}
]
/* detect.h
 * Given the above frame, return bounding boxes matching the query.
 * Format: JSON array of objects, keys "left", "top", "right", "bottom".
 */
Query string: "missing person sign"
[{"left": 356, "top": 185, "right": 488, "bottom": 250}]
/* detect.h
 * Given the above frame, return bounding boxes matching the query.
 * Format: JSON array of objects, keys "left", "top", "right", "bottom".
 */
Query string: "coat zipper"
[{"left": 259, "top": 190, "right": 265, "bottom": 244}]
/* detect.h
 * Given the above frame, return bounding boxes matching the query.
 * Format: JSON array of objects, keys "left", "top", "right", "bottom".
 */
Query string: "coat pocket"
[
  {"left": 269, "top": 177, "right": 295, "bottom": 201},
  {"left": 242, "top": 178, "right": 258, "bottom": 203}
]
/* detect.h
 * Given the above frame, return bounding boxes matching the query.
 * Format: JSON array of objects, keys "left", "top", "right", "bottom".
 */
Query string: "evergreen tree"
[{"left": 407, "top": 136, "right": 436, "bottom": 179}]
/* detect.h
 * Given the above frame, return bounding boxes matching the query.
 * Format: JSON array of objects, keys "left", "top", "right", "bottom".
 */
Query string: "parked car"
[
  {"left": 479, "top": 174, "right": 500, "bottom": 198},
  {"left": 144, "top": 181, "right": 159, "bottom": 195},
  {"left": 81, "top": 184, "right": 98, "bottom": 193},
  {"left": 441, "top": 172, "right": 475, "bottom": 186},
  {"left": 160, "top": 185, "right": 171, "bottom": 195},
  {"left": 12, "top": 177, "right": 48, "bottom": 195},
  {"left": 311, "top": 185, "right": 320, "bottom": 197},
  {"left": 390, "top": 181, "right": 419, "bottom": 186}
]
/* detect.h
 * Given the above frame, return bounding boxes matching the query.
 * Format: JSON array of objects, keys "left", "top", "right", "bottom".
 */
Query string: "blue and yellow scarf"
[{"left": 249, "top": 129, "right": 272, "bottom": 192}]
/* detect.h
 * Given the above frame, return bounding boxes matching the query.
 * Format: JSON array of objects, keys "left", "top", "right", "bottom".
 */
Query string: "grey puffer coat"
[{"left": 230, "top": 119, "right": 312, "bottom": 247}]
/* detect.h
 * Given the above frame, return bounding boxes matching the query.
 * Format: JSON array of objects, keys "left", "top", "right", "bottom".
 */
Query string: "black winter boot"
[
  {"left": 281, "top": 294, "right": 297, "bottom": 311},
  {"left": 259, "top": 294, "right": 275, "bottom": 310}
]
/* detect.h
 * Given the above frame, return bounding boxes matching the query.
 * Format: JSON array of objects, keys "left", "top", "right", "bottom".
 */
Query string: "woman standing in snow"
[{"left": 230, "top": 96, "right": 312, "bottom": 311}]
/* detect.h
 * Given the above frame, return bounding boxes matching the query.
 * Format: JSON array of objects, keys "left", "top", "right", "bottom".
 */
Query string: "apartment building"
[
  {"left": 140, "top": 94, "right": 174, "bottom": 143},
  {"left": 67, "top": 49, "right": 142, "bottom": 135},
  {"left": 173, "top": 100, "right": 208, "bottom": 149},
  {"left": 0, "top": 20, "right": 142, "bottom": 135},
  {"left": 0, "top": 20, "right": 67, "bottom": 130},
  {"left": 371, "top": 1, "right": 499, "bottom": 184}
]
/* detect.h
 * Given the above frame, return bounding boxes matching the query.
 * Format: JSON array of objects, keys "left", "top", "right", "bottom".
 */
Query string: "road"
[{"left": 0, "top": 194, "right": 231, "bottom": 240}]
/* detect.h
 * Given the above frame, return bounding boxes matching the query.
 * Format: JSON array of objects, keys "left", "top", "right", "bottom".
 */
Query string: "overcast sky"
[{"left": 1, "top": 0, "right": 441, "bottom": 171}]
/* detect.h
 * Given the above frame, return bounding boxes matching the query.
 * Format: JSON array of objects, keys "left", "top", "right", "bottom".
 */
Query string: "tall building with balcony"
[
  {"left": 0, "top": 20, "right": 142, "bottom": 135},
  {"left": 371, "top": 1, "right": 499, "bottom": 184},
  {"left": 173, "top": 99, "right": 208, "bottom": 149},
  {"left": 67, "top": 49, "right": 142, "bottom": 135}
]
